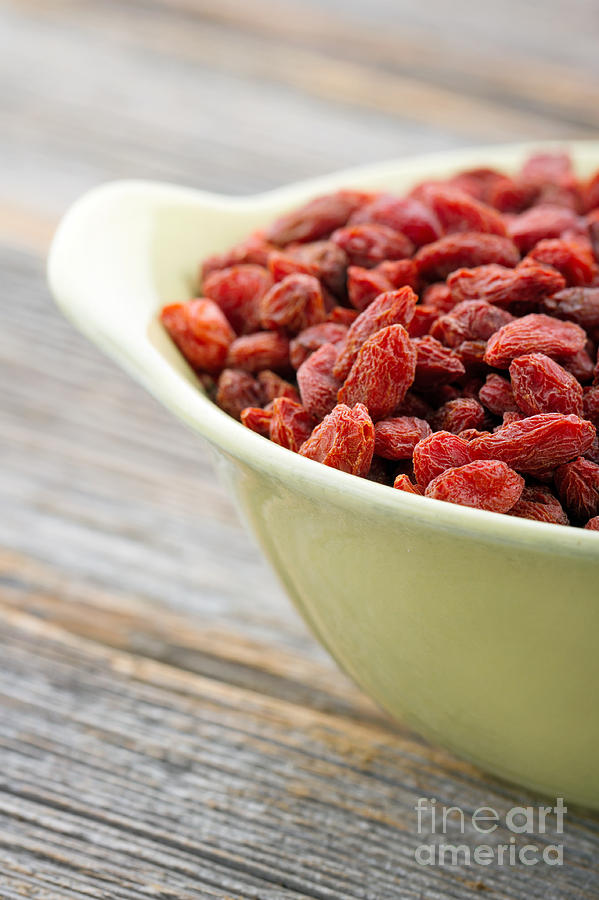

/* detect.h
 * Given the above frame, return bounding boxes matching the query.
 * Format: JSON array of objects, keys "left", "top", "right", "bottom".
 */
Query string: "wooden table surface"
[{"left": 2, "top": 1, "right": 599, "bottom": 897}]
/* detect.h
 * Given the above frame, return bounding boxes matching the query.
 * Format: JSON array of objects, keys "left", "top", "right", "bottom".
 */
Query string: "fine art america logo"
[{"left": 414, "top": 797, "right": 566, "bottom": 867}]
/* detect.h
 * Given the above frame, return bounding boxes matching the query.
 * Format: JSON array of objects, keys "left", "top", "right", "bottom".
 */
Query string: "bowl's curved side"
[
  {"left": 218, "top": 450, "right": 599, "bottom": 808},
  {"left": 48, "top": 141, "right": 599, "bottom": 806}
]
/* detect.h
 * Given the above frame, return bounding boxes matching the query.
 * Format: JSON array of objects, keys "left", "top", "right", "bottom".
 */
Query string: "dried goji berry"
[
  {"left": 374, "top": 416, "right": 432, "bottom": 460},
  {"left": 431, "top": 299, "right": 514, "bottom": 348},
  {"left": 327, "top": 306, "right": 359, "bottom": 327},
  {"left": 333, "top": 286, "right": 417, "bottom": 380},
  {"left": 203, "top": 264, "right": 273, "bottom": 334},
  {"left": 393, "top": 473, "right": 424, "bottom": 494},
  {"left": 160, "top": 299, "right": 235, "bottom": 374},
  {"left": 554, "top": 457, "right": 599, "bottom": 521},
  {"left": 350, "top": 194, "right": 442, "bottom": 246},
  {"left": 508, "top": 485, "right": 569, "bottom": 525},
  {"left": 562, "top": 348, "right": 595, "bottom": 384},
  {"left": 347, "top": 265, "right": 391, "bottom": 311},
  {"left": 478, "top": 373, "right": 518, "bottom": 416},
  {"left": 469, "top": 413, "right": 596, "bottom": 475},
  {"left": 407, "top": 306, "right": 439, "bottom": 338},
  {"left": 376, "top": 258, "right": 420, "bottom": 291},
  {"left": 448, "top": 261, "right": 566, "bottom": 309},
  {"left": 412, "top": 336, "right": 466, "bottom": 389},
  {"left": 584, "top": 516, "right": 599, "bottom": 530},
  {"left": 266, "top": 190, "right": 369, "bottom": 245},
  {"left": 241, "top": 405, "right": 273, "bottom": 437},
  {"left": 425, "top": 459, "right": 524, "bottom": 513},
  {"left": 509, "top": 353, "right": 583, "bottom": 416},
  {"left": 422, "top": 283, "right": 456, "bottom": 313},
  {"left": 297, "top": 342, "right": 342, "bottom": 419},
  {"left": 227, "top": 331, "right": 290, "bottom": 374},
  {"left": 431, "top": 398, "right": 486, "bottom": 434},
  {"left": 257, "top": 370, "right": 300, "bottom": 404},
  {"left": 338, "top": 324, "right": 417, "bottom": 420},
  {"left": 267, "top": 240, "right": 348, "bottom": 298},
  {"left": 216, "top": 369, "right": 262, "bottom": 420},
  {"left": 260, "top": 273, "right": 326, "bottom": 333},
  {"left": 289, "top": 322, "right": 348, "bottom": 369},
  {"left": 527, "top": 237, "right": 598, "bottom": 286},
  {"left": 415, "top": 232, "right": 519, "bottom": 281},
  {"left": 484, "top": 314, "right": 587, "bottom": 368},
  {"left": 201, "top": 232, "right": 274, "bottom": 279},
  {"left": 541, "top": 287, "right": 599, "bottom": 331},
  {"left": 416, "top": 185, "right": 508, "bottom": 236},
  {"left": 455, "top": 340, "right": 488, "bottom": 373},
  {"left": 299, "top": 402, "right": 374, "bottom": 476},
  {"left": 269, "top": 397, "right": 315, "bottom": 452},
  {"left": 331, "top": 223, "right": 414, "bottom": 268},
  {"left": 507, "top": 204, "right": 582, "bottom": 253},
  {"left": 583, "top": 385, "right": 599, "bottom": 427},
  {"left": 412, "top": 431, "right": 473, "bottom": 487}
]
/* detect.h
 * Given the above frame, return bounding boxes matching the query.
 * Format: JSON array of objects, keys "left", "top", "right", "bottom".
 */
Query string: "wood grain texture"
[{"left": 1, "top": 0, "right": 599, "bottom": 896}]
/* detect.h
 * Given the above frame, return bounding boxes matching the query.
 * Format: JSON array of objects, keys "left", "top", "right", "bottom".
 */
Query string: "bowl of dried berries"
[{"left": 49, "top": 142, "right": 599, "bottom": 807}]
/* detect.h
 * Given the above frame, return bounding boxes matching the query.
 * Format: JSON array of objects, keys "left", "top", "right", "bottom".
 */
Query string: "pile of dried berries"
[{"left": 161, "top": 151, "right": 599, "bottom": 529}]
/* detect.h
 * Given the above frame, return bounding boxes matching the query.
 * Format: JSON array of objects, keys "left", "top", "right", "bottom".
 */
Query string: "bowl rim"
[{"left": 48, "top": 139, "right": 599, "bottom": 557}]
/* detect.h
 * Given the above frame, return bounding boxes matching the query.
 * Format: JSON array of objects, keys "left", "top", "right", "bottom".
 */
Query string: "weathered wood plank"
[{"left": 0, "top": 607, "right": 598, "bottom": 900}]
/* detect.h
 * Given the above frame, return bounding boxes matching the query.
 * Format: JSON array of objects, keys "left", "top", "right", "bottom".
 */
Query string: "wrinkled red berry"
[
  {"left": 484, "top": 314, "right": 586, "bottom": 368},
  {"left": 160, "top": 299, "right": 235, "bottom": 374},
  {"left": 203, "top": 264, "right": 273, "bottom": 334},
  {"left": 425, "top": 459, "right": 524, "bottom": 513},
  {"left": 299, "top": 402, "right": 374, "bottom": 476},
  {"left": 374, "top": 416, "right": 432, "bottom": 460},
  {"left": 270, "top": 397, "right": 315, "bottom": 452}
]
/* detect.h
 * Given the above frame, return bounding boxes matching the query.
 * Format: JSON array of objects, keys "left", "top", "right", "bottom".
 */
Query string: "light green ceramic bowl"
[{"left": 48, "top": 142, "right": 599, "bottom": 808}]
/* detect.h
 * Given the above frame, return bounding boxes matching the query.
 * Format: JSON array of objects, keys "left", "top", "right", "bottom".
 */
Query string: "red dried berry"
[
  {"left": 338, "top": 324, "right": 417, "bottom": 420},
  {"left": 527, "top": 238, "right": 597, "bottom": 286},
  {"left": 583, "top": 386, "right": 599, "bottom": 427},
  {"left": 478, "top": 373, "right": 518, "bottom": 416},
  {"left": 417, "top": 185, "right": 508, "bottom": 236},
  {"left": 509, "top": 353, "right": 583, "bottom": 416},
  {"left": 376, "top": 258, "right": 420, "bottom": 290},
  {"left": 554, "top": 457, "right": 599, "bottom": 521},
  {"left": 431, "top": 299, "right": 514, "bottom": 348},
  {"left": 269, "top": 397, "right": 315, "bottom": 452},
  {"left": 508, "top": 485, "right": 569, "bottom": 525},
  {"left": 289, "top": 322, "right": 348, "bottom": 369},
  {"left": 241, "top": 406, "right": 273, "bottom": 437},
  {"left": 425, "top": 460, "right": 524, "bottom": 513},
  {"left": 216, "top": 369, "right": 262, "bottom": 420},
  {"left": 297, "top": 342, "right": 342, "bottom": 419},
  {"left": 267, "top": 240, "right": 348, "bottom": 298},
  {"left": 227, "top": 331, "right": 290, "bottom": 374},
  {"left": 484, "top": 314, "right": 587, "bottom": 368},
  {"left": 347, "top": 265, "right": 392, "bottom": 311},
  {"left": 469, "top": 413, "right": 596, "bottom": 475},
  {"left": 415, "top": 232, "right": 519, "bottom": 281},
  {"left": 350, "top": 194, "right": 442, "bottom": 246},
  {"left": 393, "top": 473, "right": 424, "bottom": 494},
  {"left": 201, "top": 232, "right": 274, "bottom": 279},
  {"left": 333, "top": 286, "right": 417, "bottom": 380},
  {"left": 266, "top": 190, "right": 369, "bottom": 245},
  {"left": 260, "top": 273, "right": 326, "bottom": 334},
  {"left": 327, "top": 306, "right": 359, "bottom": 326},
  {"left": 257, "top": 370, "right": 300, "bottom": 404},
  {"left": 413, "top": 431, "right": 473, "bottom": 487},
  {"left": 299, "top": 402, "right": 374, "bottom": 476},
  {"left": 331, "top": 222, "right": 414, "bottom": 269},
  {"left": 160, "top": 299, "right": 235, "bottom": 374},
  {"left": 507, "top": 204, "right": 581, "bottom": 253},
  {"left": 448, "top": 262, "right": 566, "bottom": 310},
  {"left": 412, "top": 336, "right": 465, "bottom": 389},
  {"left": 584, "top": 516, "right": 599, "bottom": 530},
  {"left": 422, "top": 283, "right": 456, "bottom": 313},
  {"left": 541, "top": 287, "right": 599, "bottom": 331},
  {"left": 407, "top": 306, "right": 439, "bottom": 338},
  {"left": 455, "top": 340, "right": 488, "bottom": 373},
  {"left": 374, "top": 416, "right": 432, "bottom": 460},
  {"left": 431, "top": 398, "right": 486, "bottom": 434},
  {"left": 203, "top": 264, "right": 273, "bottom": 334}
]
